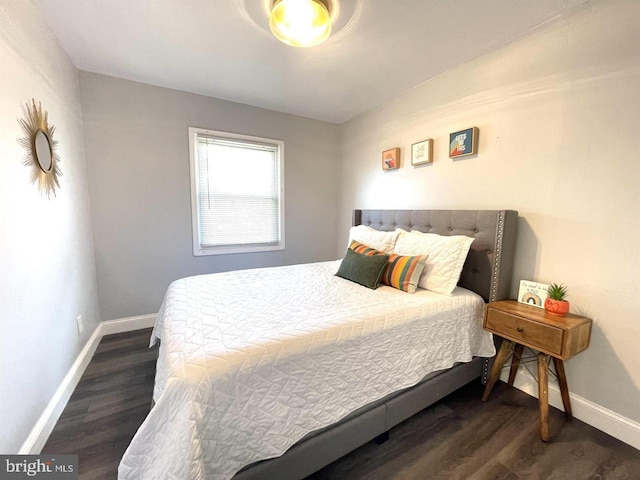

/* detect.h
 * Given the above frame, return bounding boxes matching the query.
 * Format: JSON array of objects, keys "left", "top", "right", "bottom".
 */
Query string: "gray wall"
[
  {"left": 338, "top": 1, "right": 640, "bottom": 426},
  {"left": 80, "top": 73, "right": 340, "bottom": 320},
  {"left": 0, "top": 1, "right": 101, "bottom": 452}
]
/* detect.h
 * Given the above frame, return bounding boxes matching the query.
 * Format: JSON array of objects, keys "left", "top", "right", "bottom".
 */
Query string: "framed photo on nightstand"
[{"left": 517, "top": 280, "right": 549, "bottom": 309}]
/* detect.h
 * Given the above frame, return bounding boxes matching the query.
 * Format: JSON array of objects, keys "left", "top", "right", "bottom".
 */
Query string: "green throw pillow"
[{"left": 335, "top": 248, "right": 389, "bottom": 289}]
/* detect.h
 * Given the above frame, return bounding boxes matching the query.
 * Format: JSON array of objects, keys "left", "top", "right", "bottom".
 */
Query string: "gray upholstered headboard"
[{"left": 353, "top": 209, "right": 518, "bottom": 302}]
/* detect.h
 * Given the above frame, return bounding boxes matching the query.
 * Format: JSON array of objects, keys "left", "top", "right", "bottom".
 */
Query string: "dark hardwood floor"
[
  {"left": 42, "top": 329, "right": 157, "bottom": 480},
  {"left": 43, "top": 329, "right": 640, "bottom": 479}
]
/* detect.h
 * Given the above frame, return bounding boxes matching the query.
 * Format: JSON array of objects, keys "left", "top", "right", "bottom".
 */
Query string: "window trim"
[{"left": 188, "top": 127, "right": 285, "bottom": 256}]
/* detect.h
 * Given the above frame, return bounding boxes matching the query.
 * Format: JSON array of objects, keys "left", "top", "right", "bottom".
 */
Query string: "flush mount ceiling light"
[{"left": 269, "top": 0, "right": 333, "bottom": 48}]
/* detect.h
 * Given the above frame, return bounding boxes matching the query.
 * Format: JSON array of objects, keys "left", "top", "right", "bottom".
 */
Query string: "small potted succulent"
[{"left": 545, "top": 283, "right": 569, "bottom": 316}]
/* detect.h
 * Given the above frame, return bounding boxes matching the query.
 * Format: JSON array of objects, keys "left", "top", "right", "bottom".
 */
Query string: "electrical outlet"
[{"left": 76, "top": 315, "right": 84, "bottom": 335}]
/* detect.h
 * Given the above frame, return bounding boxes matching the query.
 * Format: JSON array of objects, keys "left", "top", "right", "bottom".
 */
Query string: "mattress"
[{"left": 118, "top": 261, "right": 495, "bottom": 480}]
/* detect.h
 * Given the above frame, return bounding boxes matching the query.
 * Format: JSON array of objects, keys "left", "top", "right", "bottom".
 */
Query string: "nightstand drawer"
[{"left": 485, "top": 309, "right": 564, "bottom": 355}]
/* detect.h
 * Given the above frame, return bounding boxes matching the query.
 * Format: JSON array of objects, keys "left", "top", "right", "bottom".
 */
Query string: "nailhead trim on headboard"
[{"left": 489, "top": 210, "right": 505, "bottom": 303}]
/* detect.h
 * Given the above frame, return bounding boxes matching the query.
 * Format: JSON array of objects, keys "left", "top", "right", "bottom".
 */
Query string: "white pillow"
[
  {"left": 346, "top": 225, "right": 400, "bottom": 253},
  {"left": 393, "top": 230, "right": 474, "bottom": 295}
]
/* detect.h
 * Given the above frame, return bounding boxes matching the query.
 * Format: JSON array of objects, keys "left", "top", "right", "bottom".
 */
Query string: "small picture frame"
[
  {"left": 449, "top": 127, "right": 478, "bottom": 158},
  {"left": 382, "top": 147, "right": 400, "bottom": 170},
  {"left": 517, "top": 280, "right": 549, "bottom": 309},
  {"left": 411, "top": 139, "right": 433, "bottom": 166}
]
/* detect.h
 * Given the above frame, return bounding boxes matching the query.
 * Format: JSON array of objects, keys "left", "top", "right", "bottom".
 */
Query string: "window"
[{"left": 189, "top": 127, "right": 285, "bottom": 256}]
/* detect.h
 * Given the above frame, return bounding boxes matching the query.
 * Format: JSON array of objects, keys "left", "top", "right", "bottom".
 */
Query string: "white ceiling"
[{"left": 34, "top": 0, "right": 587, "bottom": 123}]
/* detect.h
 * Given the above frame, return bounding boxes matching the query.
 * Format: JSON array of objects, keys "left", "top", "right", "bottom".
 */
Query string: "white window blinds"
[{"left": 189, "top": 128, "right": 284, "bottom": 255}]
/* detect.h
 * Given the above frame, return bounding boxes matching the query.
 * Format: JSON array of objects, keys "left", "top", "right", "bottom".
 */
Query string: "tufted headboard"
[{"left": 353, "top": 209, "right": 518, "bottom": 303}]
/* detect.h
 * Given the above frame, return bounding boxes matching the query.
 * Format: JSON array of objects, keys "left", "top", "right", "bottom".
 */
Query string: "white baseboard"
[
  {"left": 19, "top": 325, "right": 103, "bottom": 454},
  {"left": 501, "top": 369, "right": 640, "bottom": 450},
  {"left": 19, "top": 313, "right": 157, "bottom": 454},
  {"left": 100, "top": 313, "right": 157, "bottom": 336}
]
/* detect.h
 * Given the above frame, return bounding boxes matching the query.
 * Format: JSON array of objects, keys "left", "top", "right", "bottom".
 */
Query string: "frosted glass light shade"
[{"left": 269, "top": 0, "right": 332, "bottom": 48}]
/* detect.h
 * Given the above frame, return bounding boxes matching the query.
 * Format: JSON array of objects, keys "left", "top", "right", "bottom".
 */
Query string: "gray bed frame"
[{"left": 235, "top": 209, "right": 518, "bottom": 480}]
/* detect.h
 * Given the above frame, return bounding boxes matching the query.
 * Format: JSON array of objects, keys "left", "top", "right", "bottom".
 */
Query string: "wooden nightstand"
[{"left": 481, "top": 300, "right": 592, "bottom": 441}]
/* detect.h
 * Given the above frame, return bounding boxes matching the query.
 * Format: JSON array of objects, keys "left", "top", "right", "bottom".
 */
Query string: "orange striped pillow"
[
  {"left": 350, "top": 240, "right": 384, "bottom": 257},
  {"left": 349, "top": 241, "right": 427, "bottom": 293}
]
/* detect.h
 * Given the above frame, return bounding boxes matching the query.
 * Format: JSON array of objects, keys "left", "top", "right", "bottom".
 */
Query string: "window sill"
[{"left": 193, "top": 244, "right": 285, "bottom": 256}]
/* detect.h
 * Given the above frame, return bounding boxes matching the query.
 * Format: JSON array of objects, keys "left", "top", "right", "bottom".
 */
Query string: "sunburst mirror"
[{"left": 18, "top": 99, "right": 61, "bottom": 197}]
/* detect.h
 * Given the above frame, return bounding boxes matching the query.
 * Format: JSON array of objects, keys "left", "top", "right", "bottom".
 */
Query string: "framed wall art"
[
  {"left": 449, "top": 127, "right": 478, "bottom": 158},
  {"left": 411, "top": 139, "right": 433, "bottom": 166},
  {"left": 382, "top": 147, "right": 400, "bottom": 170}
]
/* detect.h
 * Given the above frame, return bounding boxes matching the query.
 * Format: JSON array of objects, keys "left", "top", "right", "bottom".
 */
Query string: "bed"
[{"left": 118, "top": 209, "right": 518, "bottom": 480}]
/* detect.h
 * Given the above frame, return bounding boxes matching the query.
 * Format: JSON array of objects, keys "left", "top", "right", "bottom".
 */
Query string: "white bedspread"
[{"left": 118, "top": 261, "right": 495, "bottom": 480}]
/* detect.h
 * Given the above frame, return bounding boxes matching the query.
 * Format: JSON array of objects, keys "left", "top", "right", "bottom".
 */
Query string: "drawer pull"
[{"left": 517, "top": 327, "right": 524, "bottom": 333}]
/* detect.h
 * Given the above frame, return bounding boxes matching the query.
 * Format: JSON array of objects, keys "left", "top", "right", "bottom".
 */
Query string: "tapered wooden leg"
[
  {"left": 553, "top": 358, "right": 573, "bottom": 420},
  {"left": 538, "top": 353, "right": 550, "bottom": 442},
  {"left": 481, "top": 339, "right": 513, "bottom": 401},
  {"left": 508, "top": 344, "right": 525, "bottom": 386}
]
